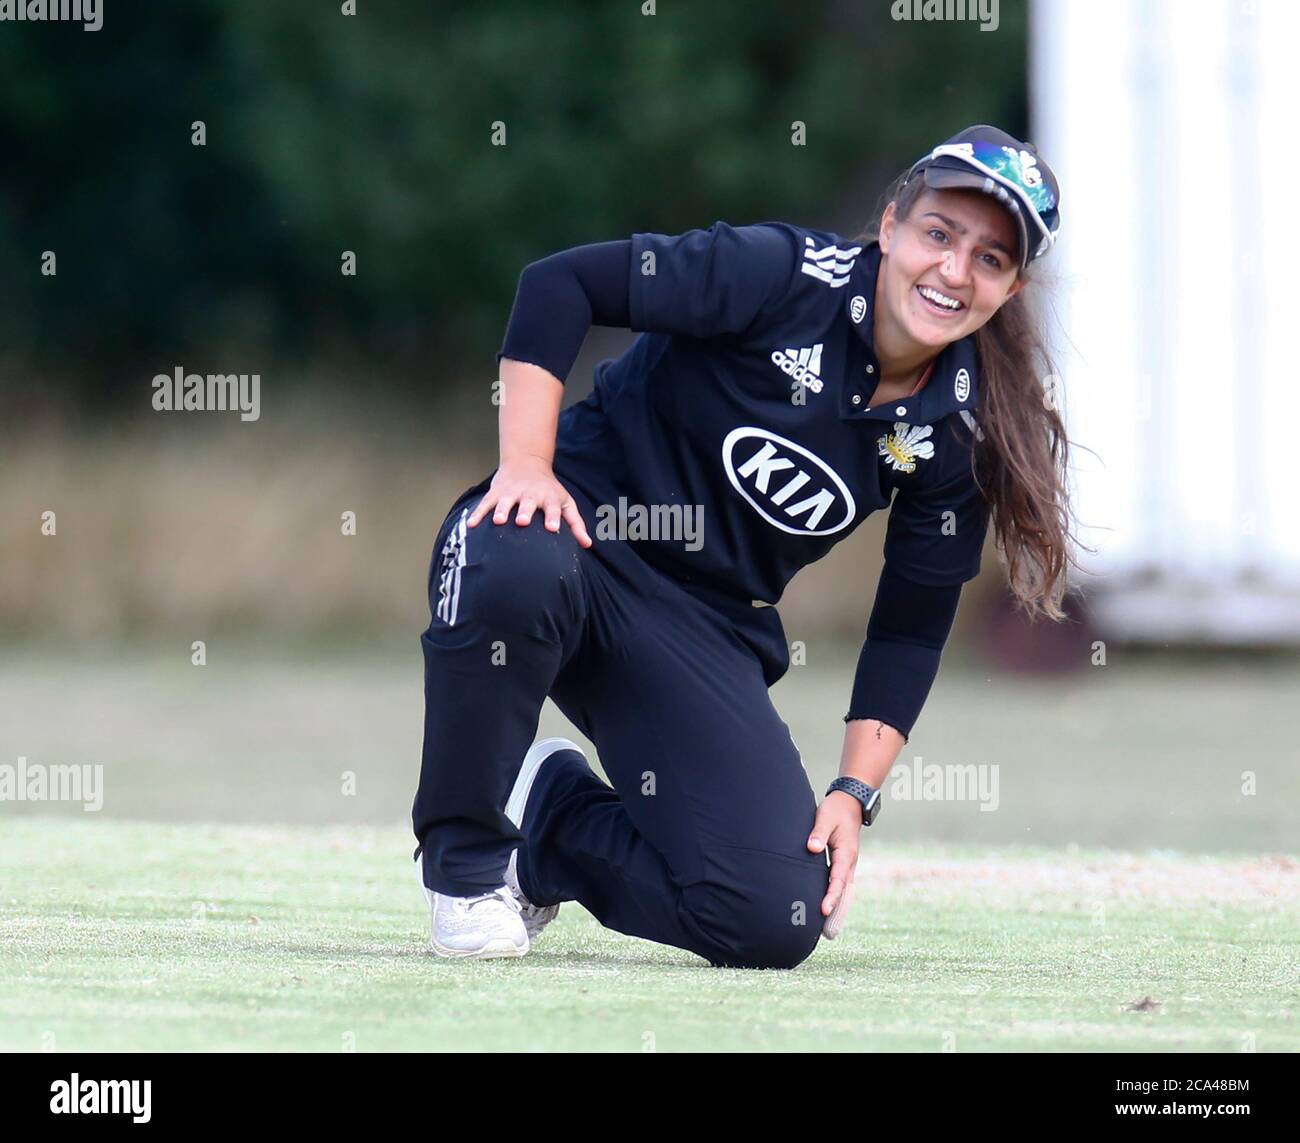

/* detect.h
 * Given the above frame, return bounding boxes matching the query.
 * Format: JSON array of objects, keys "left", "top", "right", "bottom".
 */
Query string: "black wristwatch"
[{"left": 826, "top": 777, "right": 882, "bottom": 827}]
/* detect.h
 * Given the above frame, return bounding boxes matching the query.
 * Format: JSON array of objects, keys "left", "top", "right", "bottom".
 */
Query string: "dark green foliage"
[{"left": 0, "top": 0, "right": 1026, "bottom": 402}]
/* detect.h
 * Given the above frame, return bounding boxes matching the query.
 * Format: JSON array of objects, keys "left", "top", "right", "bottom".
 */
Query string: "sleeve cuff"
[
  {"left": 842, "top": 711, "right": 911, "bottom": 745},
  {"left": 843, "top": 637, "right": 944, "bottom": 742}
]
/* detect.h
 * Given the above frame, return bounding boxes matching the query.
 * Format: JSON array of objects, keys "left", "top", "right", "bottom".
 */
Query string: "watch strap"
[{"left": 826, "top": 776, "right": 881, "bottom": 826}]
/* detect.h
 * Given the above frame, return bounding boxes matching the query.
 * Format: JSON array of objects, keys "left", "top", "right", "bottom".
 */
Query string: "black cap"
[{"left": 905, "top": 125, "right": 1061, "bottom": 268}]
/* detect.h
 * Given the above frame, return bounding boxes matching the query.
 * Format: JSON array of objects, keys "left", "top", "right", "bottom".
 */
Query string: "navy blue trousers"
[{"left": 412, "top": 479, "right": 829, "bottom": 969}]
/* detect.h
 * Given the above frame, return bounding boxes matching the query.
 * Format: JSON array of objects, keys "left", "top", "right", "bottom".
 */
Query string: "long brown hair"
[{"left": 853, "top": 173, "right": 1084, "bottom": 622}]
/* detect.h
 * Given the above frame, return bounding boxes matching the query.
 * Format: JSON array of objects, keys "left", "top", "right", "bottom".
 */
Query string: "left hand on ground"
[{"left": 806, "top": 791, "right": 862, "bottom": 939}]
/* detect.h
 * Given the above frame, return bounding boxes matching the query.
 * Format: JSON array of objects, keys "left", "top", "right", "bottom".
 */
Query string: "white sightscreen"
[{"left": 1032, "top": 0, "right": 1300, "bottom": 641}]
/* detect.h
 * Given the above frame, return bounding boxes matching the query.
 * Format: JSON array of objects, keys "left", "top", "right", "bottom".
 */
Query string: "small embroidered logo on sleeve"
[{"left": 877, "top": 422, "right": 936, "bottom": 474}]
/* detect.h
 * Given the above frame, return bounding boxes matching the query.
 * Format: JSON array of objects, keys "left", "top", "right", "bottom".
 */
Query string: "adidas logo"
[
  {"left": 771, "top": 344, "right": 825, "bottom": 393},
  {"left": 800, "top": 238, "right": 860, "bottom": 288}
]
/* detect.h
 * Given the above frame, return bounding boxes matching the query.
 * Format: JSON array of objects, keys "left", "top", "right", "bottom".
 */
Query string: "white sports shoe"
[
  {"left": 503, "top": 737, "right": 583, "bottom": 941},
  {"left": 415, "top": 854, "right": 529, "bottom": 959},
  {"left": 504, "top": 847, "right": 558, "bottom": 942}
]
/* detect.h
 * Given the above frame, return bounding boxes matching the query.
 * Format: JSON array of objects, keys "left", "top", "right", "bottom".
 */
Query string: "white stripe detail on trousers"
[{"left": 435, "top": 508, "right": 470, "bottom": 626}]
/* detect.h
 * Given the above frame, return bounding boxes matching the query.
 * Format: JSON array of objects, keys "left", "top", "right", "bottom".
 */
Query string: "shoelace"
[{"left": 459, "top": 887, "right": 521, "bottom": 914}]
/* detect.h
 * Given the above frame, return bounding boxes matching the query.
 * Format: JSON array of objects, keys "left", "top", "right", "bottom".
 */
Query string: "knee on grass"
[{"left": 686, "top": 861, "right": 827, "bottom": 971}]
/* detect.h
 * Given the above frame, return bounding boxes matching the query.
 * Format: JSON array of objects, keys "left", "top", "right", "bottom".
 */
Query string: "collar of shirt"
[{"left": 839, "top": 240, "right": 981, "bottom": 425}]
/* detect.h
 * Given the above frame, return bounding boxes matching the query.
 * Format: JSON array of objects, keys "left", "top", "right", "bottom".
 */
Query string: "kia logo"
[
  {"left": 722, "top": 427, "right": 856, "bottom": 536},
  {"left": 954, "top": 367, "right": 971, "bottom": 403}
]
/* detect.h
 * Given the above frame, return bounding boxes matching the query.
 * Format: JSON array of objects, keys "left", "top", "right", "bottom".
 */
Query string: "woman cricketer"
[{"left": 412, "top": 124, "right": 1073, "bottom": 966}]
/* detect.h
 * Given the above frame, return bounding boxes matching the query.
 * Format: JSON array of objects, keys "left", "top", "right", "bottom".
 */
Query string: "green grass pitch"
[{"left": 2, "top": 820, "right": 1294, "bottom": 1052}]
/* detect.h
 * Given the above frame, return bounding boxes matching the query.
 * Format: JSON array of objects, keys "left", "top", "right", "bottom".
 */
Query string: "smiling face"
[{"left": 876, "top": 186, "right": 1026, "bottom": 354}]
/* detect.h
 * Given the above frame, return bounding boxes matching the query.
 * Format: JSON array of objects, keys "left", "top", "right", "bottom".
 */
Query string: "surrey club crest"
[{"left": 877, "top": 422, "right": 935, "bottom": 474}]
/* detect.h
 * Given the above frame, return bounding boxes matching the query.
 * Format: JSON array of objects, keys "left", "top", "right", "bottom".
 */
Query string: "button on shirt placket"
[
  {"left": 840, "top": 252, "right": 896, "bottom": 422},
  {"left": 851, "top": 361, "right": 873, "bottom": 409},
  {"left": 839, "top": 243, "right": 980, "bottom": 427},
  {"left": 842, "top": 342, "right": 882, "bottom": 419}
]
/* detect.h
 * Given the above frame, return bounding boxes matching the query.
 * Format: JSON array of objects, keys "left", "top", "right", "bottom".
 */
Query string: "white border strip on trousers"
[
  {"left": 435, "top": 528, "right": 450, "bottom": 624},
  {"left": 447, "top": 508, "right": 468, "bottom": 625},
  {"left": 436, "top": 508, "right": 470, "bottom": 626}
]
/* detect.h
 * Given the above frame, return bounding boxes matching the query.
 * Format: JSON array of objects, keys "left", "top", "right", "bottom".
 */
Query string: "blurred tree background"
[
  {"left": 0, "top": 1, "right": 1030, "bottom": 638},
  {"left": 6, "top": 5, "right": 1297, "bottom": 870},
  {"left": 0, "top": 0, "right": 1027, "bottom": 409}
]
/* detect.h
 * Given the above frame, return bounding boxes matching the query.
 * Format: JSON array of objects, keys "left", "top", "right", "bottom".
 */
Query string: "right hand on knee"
[{"left": 467, "top": 456, "right": 593, "bottom": 548}]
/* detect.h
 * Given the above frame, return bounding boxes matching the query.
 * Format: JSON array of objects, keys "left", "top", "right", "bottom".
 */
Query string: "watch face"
[{"left": 864, "top": 790, "right": 881, "bottom": 823}]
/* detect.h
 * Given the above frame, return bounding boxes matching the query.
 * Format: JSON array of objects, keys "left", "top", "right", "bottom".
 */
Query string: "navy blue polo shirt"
[{"left": 550, "top": 220, "right": 990, "bottom": 609}]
